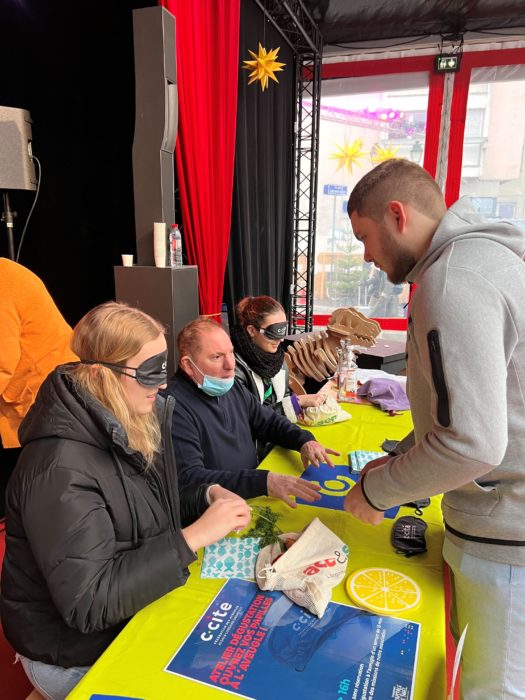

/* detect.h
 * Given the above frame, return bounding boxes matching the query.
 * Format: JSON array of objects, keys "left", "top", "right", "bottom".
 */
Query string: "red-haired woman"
[{"left": 231, "top": 296, "right": 324, "bottom": 445}]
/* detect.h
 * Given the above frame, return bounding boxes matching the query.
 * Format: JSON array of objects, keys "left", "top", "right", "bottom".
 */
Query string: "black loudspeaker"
[
  {"left": 0, "top": 106, "right": 37, "bottom": 191},
  {"left": 114, "top": 265, "right": 199, "bottom": 377},
  {"left": 132, "top": 6, "right": 178, "bottom": 265}
]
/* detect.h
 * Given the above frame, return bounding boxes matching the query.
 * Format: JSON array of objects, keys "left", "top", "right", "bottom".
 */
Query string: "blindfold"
[
  {"left": 81, "top": 351, "right": 168, "bottom": 387},
  {"left": 259, "top": 322, "right": 287, "bottom": 341}
]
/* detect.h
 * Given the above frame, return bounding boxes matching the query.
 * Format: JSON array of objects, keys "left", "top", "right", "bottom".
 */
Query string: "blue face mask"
[{"left": 187, "top": 358, "right": 234, "bottom": 397}]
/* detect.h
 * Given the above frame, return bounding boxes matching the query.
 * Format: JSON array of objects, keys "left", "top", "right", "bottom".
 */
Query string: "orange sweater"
[{"left": 0, "top": 258, "right": 78, "bottom": 447}]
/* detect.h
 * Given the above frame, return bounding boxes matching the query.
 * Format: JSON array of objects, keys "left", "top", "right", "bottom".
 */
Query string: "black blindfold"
[{"left": 81, "top": 351, "right": 168, "bottom": 387}]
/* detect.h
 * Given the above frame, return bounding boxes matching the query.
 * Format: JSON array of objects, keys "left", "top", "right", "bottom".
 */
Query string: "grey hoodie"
[{"left": 363, "top": 198, "right": 525, "bottom": 564}]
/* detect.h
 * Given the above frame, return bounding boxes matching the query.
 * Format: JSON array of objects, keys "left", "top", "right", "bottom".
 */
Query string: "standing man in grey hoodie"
[{"left": 344, "top": 158, "right": 525, "bottom": 699}]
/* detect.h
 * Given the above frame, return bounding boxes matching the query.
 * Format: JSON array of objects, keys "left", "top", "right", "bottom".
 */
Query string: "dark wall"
[
  {"left": 224, "top": 0, "right": 295, "bottom": 325},
  {"left": 0, "top": 0, "right": 155, "bottom": 326}
]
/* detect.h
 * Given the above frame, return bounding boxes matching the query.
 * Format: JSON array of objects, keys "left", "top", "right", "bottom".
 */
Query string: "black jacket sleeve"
[
  {"left": 179, "top": 483, "right": 209, "bottom": 527},
  {"left": 234, "top": 358, "right": 292, "bottom": 418},
  {"left": 234, "top": 362, "right": 253, "bottom": 392},
  {"left": 21, "top": 461, "right": 196, "bottom": 635}
]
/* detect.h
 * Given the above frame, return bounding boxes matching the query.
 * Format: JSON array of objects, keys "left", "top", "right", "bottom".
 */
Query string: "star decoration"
[
  {"left": 371, "top": 144, "right": 400, "bottom": 164},
  {"left": 329, "top": 138, "right": 368, "bottom": 174},
  {"left": 242, "top": 43, "right": 285, "bottom": 91}
]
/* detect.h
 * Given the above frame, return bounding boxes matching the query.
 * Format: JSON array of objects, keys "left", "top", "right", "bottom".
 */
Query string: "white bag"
[
  {"left": 298, "top": 394, "right": 350, "bottom": 427},
  {"left": 255, "top": 517, "right": 349, "bottom": 617}
]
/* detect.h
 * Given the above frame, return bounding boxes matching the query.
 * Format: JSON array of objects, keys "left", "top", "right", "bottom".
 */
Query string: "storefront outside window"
[{"left": 314, "top": 47, "right": 525, "bottom": 330}]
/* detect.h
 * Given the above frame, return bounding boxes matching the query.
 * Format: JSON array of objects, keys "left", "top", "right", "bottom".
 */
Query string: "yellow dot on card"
[{"left": 324, "top": 479, "right": 347, "bottom": 491}]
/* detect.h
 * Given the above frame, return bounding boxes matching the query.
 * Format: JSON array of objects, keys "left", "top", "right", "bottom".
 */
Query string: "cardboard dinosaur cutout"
[{"left": 285, "top": 308, "right": 381, "bottom": 392}]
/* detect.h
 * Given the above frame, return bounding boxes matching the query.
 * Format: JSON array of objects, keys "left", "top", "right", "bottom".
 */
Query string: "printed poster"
[
  {"left": 297, "top": 463, "right": 400, "bottom": 519},
  {"left": 166, "top": 578, "right": 420, "bottom": 700}
]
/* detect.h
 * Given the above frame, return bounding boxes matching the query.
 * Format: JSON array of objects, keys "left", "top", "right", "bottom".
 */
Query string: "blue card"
[
  {"left": 89, "top": 696, "right": 144, "bottom": 699},
  {"left": 297, "top": 463, "right": 400, "bottom": 519}
]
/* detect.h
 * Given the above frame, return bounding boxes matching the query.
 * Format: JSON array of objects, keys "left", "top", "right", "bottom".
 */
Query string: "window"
[
  {"left": 460, "top": 65, "right": 525, "bottom": 224},
  {"left": 314, "top": 73, "right": 429, "bottom": 322},
  {"left": 470, "top": 197, "right": 496, "bottom": 216},
  {"left": 498, "top": 202, "right": 516, "bottom": 218}
]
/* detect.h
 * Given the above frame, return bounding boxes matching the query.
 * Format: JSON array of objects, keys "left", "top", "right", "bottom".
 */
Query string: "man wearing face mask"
[{"left": 165, "top": 318, "right": 339, "bottom": 506}]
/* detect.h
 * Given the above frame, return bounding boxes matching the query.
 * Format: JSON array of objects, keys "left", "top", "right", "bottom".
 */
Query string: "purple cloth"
[{"left": 357, "top": 378, "right": 410, "bottom": 412}]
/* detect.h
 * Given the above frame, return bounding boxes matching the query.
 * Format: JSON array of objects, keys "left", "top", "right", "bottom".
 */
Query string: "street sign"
[{"left": 323, "top": 184, "right": 348, "bottom": 196}]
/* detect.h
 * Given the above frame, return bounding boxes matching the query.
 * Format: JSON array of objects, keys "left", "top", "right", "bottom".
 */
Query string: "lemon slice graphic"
[{"left": 346, "top": 567, "right": 421, "bottom": 615}]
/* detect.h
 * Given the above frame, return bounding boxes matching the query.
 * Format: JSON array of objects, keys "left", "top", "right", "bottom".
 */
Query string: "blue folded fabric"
[{"left": 348, "top": 450, "right": 386, "bottom": 472}]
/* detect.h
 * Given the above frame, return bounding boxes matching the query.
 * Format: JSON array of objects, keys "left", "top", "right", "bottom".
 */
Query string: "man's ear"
[
  {"left": 180, "top": 355, "right": 193, "bottom": 376},
  {"left": 387, "top": 200, "right": 409, "bottom": 234}
]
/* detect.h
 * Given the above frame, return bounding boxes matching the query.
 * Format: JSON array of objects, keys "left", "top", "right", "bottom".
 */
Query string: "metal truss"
[{"left": 252, "top": 0, "right": 323, "bottom": 332}]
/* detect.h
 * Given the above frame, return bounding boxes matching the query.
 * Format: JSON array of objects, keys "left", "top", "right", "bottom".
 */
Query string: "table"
[
  {"left": 356, "top": 339, "right": 407, "bottom": 375},
  {"left": 67, "top": 403, "right": 445, "bottom": 700}
]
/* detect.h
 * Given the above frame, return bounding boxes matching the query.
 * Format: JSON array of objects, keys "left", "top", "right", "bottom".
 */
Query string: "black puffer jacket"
[{"left": 0, "top": 365, "right": 207, "bottom": 667}]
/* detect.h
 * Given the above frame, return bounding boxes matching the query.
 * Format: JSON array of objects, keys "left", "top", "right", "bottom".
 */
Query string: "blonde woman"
[{"left": 0, "top": 302, "right": 250, "bottom": 700}]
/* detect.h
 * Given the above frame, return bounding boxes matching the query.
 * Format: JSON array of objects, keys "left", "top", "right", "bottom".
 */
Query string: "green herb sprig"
[{"left": 242, "top": 505, "right": 283, "bottom": 549}]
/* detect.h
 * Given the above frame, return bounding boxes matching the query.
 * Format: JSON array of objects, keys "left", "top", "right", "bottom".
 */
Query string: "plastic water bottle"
[{"left": 169, "top": 224, "right": 183, "bottom": 268}]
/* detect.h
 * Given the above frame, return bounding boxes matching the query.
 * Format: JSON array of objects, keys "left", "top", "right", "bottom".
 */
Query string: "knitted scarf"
[{"left": 230, "top": 324, "right": 285, "bottom": 380}]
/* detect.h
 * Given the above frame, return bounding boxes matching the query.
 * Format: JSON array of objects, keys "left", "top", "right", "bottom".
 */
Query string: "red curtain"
[{"left": 161, "top": 0, "right": 240, "bottom": 318}]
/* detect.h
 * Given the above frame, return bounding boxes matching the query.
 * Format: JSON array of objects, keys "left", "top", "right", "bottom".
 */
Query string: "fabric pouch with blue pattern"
[{"left": 201, "top": 537, "right": 262, "bottom": 580}]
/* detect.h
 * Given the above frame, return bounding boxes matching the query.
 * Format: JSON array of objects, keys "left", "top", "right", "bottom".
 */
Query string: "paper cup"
[
  {"left": 153, "top": 222, "right": 167, "bottom": 267},
  {"left": 121, "top": 254, "right": 134, "bottom": 267}
]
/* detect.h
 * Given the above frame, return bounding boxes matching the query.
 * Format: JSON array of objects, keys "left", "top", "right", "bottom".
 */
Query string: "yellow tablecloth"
[{"left": 67, "top": 403, "right": 445, "bottom": 700}]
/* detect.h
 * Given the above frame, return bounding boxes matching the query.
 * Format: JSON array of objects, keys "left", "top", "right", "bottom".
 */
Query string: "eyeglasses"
[
  {"left": 81, "top": 351, "right": 168, "bottom": 387},
  {"left": 257, "top": 321, "right": 288, "bottom": 341}
]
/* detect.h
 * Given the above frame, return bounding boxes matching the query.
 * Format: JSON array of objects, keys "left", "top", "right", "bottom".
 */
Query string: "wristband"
[
  {"left": 205, "top": 484, "right": 218, "bottom": 505},
  {"left": 360, "top": 472, "right": 388, "bottom": 512},
  {"left": 290, "top": 393, "right": 302, "bottom": 416}
]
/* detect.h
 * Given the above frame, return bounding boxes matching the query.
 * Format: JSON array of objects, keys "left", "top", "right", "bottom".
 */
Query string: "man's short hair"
[
  {"left": 348, "top": 159, "right": 445, "bottom": 222},
  {"left": 177, "top": 318, "right": 223, "bottom": 358}
]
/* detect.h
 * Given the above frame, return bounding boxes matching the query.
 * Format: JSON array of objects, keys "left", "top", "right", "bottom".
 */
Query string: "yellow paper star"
[
  {"left": 329, "top": 138, "right": 368, "bottom": 174},
  {"left": 242, "top": 43, "right": 285, "bottom": 91},
  {"left": 371, "top": 144, "right": 400, "bottom": 164}
]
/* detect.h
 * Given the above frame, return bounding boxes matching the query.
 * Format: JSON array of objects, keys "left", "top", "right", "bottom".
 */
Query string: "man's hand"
[
  {"left": 267, "top": 472, "right": 321, "bottom": 508},
  {"left": 300, "top": 440, "right": 340, "bottom": 468},
  {"left": 343, "top": 481, "right": 385, "bottom": 525}
]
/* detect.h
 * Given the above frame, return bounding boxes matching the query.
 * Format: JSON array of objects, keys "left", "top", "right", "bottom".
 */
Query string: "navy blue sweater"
[{"left": 165, "top": 369, "right": 315, "bottom": 499}]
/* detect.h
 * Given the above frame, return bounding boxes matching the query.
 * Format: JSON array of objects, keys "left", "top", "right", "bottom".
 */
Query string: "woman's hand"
[
  {"left": 297, "top": 393, "right": 328, "bottom": 408},
  {"left": 182, "top": 498, "right": 251, "bottom": 551},
  {"left": 207, "top": 484, "right": 246, "bottom": 505}
]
